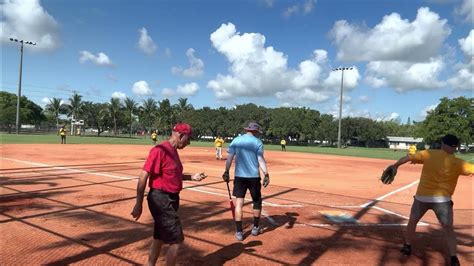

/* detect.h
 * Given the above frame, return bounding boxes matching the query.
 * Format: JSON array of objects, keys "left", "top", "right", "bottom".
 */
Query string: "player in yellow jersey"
[
  {"left": 214, "top": 136, "right": 225, "bottom": 160},
  {"left": 151, "top": 130, "right": 158, "bottom": 145},
  {"left": 387, "top": 134, "right": 473, "bottom": 266},
  {"left": 58, "top": 125, "right": 67, "bottom": 144},
  {"left": 280, "top": 138, "right": 286, "bottom": 151},
  {"left": 408, "top": 144, "right": 417, "bottom": 155}
]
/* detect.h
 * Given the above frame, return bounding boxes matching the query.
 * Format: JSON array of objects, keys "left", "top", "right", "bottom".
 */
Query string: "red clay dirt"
[{"left": 1, "top": 144, "right": 472, "bottom": 265}]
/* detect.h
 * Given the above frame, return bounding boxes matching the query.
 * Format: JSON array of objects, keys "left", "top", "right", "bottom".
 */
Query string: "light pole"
[
  {"left": 333, "top": 67, "right": 353, "bottom": 148},
  {"left": 9, "top": 38, "right": 36, "bottom": 134}
]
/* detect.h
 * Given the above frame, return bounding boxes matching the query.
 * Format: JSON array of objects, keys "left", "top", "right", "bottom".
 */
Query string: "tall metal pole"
[
  {"left": 9, "top": 38, "right": 36, "bottom": 134},
  {"left": 333, "top": 67, "right": 353, "bottom": 148},
  {"left": 337, "top": 69, "right": 344, "bottom": 148},
  {"left": 15, "top": 41, "right": 24, "bottom": 134}
]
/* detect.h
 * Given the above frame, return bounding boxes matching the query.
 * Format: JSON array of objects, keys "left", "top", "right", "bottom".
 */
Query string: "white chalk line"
[{"left": 1, "top": 157, "right": 301, "bottom": 208}]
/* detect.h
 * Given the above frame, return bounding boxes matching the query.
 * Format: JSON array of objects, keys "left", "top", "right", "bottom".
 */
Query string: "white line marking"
[
  {"left": 295, "top": 222, "right": 429, "bottom": 228},
  {"left": 372, "top": 206, "right": 428, "bottom": 226},
  {"left": 2, "top": 157, "right": 301, "bottom": 208},
  {"left": 360, "top": 179, "right": 420, "bottom": 208}
]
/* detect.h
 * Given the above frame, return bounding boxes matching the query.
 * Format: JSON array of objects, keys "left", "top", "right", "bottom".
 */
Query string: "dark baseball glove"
[{"left": 380, "top": 165, "right": 397, "bottom": 184}]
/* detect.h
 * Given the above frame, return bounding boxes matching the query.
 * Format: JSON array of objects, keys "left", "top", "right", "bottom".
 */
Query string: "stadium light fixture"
[
  {"left": 9, "top": 37, "right": 37, "bottom": 134},
  {"left": 333, "top": 67, "right": 355, "bottom": 148}
]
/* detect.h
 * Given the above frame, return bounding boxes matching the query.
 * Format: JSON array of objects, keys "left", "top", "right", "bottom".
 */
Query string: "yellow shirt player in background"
[
  {"left": 58, "top": 125, "right": 67, "bottom": 144},
  {"left": 214, "top": 136, "right": 225, "bottom": 160},
  {"left": 408, "top": 144, "right": 417, "bottom": 155},
  {"left": 280, "top": 138, "right": 286, "bottom": 152},
  {"left": 388, "top": 134, "right": 473, "bottom": 265},
  {"left": 151, "top": 130, "right": 158, "bottom": 145}
]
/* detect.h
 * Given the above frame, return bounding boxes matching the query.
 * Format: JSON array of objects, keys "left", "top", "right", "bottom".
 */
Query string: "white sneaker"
[
  {"left": 235, "top": 231, "right": 244, "bottom": 241},
  {"left": 251, "top": 226, "right": 262, "bottom": 236}
]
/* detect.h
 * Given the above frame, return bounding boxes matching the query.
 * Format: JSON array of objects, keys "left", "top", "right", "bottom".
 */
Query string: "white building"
[{"left": 386, "top": 136, "right": 423, "bottom": 150}]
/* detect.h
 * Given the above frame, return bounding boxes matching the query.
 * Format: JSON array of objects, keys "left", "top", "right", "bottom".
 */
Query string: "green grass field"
[{"left": 1, "top": 133, "right": 472, "bottom": 161}]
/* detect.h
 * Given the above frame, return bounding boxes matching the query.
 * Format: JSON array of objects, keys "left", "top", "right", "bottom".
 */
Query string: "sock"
[
  {"left": 236, "top": 221, "right": 243, "bottom": 232},
  {"left": 253, "top": 216, "right": 260, "bottom": 227}
]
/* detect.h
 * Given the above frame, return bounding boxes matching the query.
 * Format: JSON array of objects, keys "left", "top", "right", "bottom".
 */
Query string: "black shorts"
[
  {"left": 147, "top": 189, "right": 184, "bottom": 244},
  {"left": 233, "top": 176, "right": 261, "bottom": 203}
]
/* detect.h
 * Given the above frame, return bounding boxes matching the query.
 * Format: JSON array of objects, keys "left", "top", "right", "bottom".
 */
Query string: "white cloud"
[
  {"left": 111, "top": 91, "right": 127, "bottom": 100},
  {"left": 161, "top": 88, "right": 175, "bottom": 97},
  {"left": 262, "top": 0, "right": 275, "bottom": 8},
  {"left": 359, "top": 95, "right": 370, "bottom": 103},
  {"left": 208, "top": 23, "right": 360, "bottom": 106},
  {"left": 176, "top": 82, "right": 199, "bottom": 96},
  {"left": 1, "top": 0, "right": 60, "bottom": 52},
  {"left": 132, "top": 81, "right": 153, "bottom": 96},
  {"left": 137, "top": 27, "right": 157, "bottom": 55},
  {"left": 458, "top": 29, "right": 473, "bottom": 58},
  {"left": 329, "top": 7, "right": 451, "bottom": 62},
  {"left": 420, "top": 104, "right": 437, "bottom": 118},
  {"left": 79, "top": 51, "right": 113, "bottom": 66},
  {"left": 107, "top": 74, "right": 118, "bottom": 82},
  {"left": 164, "top": 48, "right": 172, "bottom": 58},
  {"left": 454, "top": 0, "right": 473, "bottom": 23},
  {"left": 365, "top": 58, "right": 446, "bottom": 92},
  {"left": 171, "top": 48, "right": 204, "bottom": 77},
  {"left": 282, "top": 0, "right": 316, "bottom": 18}
]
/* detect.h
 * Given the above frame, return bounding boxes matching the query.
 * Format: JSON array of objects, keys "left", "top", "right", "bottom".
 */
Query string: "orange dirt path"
[{"left": 1, "top": 144, "right": 472, "bottom": 265}]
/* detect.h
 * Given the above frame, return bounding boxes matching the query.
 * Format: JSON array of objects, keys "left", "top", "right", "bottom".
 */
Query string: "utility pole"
[
  {"left": 9, "top": 38, "right": 36, "bottom": 134},
  {"left": 333, "top": 67, "right": 353, "bottom": 148}
]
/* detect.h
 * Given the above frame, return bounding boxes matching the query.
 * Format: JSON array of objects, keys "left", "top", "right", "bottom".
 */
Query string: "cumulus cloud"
[
  {"left": 171, "top": 48, "right": 204, "bottom": 77},
  {"left": 208, "top": 23, "right": 359, "bottom": 105},
  {"left": 420, "top": 104, "right": 437, "bottom": 118},
  {"left": 458, "top": 29, "right": 473, "bottom": 58},
  {"left": 132, "top": 81, "right": 153, "bottom": 96},
  {"left": 283, "top": 0, "right": 316, "bottom": 18},
  {"left": 454, "top": 0, "right": 473, "bottom": 23},
  {"left": 111, "top": 91, "right": 127, "bottom": 100},
  {"left": 137, "top": 27, "right": 157, "bottom": 55},
  {"left": 161, "top": 88, "right": 175, "bottom": 97},
  {"left": 176, "top": 82, "right": 199, "bottom": 96},
  {"left": 365, "top": 58, "right": 446, "bottom": 92},
  {"left": 329, "top": 7, "right": 451, "bottom": 62},
  {"left": 79, "top": 51, "right": 113, "bottom": 66},
  {"left": 1, "top": 0, "right": 60, "bottom": 52},
  {"left": 359, "top": 95, "right": 370, "bottom": 103}
]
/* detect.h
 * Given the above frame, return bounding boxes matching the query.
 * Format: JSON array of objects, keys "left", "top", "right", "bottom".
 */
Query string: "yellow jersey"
[
  {"left": 408, "top": 145, "right": 417, "bottom": 155},
  {"left": 280, "top": 139, "right": 286, "bottom": 145},
  {"left": 214, "top": 138, "right": 224, "bottom": 148},
  {"left": 410, "top": 150, "right": 474, "bottom": 197},
  {"left": 59, "top": 128, "right": 66, "bottom": 136},
  {"left": 151, "top": 132, "right": 157, "bottom": 140}
]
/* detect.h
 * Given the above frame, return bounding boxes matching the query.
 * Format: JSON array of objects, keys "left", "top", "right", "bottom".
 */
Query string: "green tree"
[
  {"left": 0, "top": 91, "right": 46, "bottom": 132},
  {"left": 139, "top": 98, "right": 158, "bottom": 132},
  {"left": 124, "top": 97, "right": 138, "bottom": 137},
  {"left": 45, "top": 97, "right": 65, "bottom": 127},
  {"left": 107, "top": 97, "right": 122, "bottom": 136}
]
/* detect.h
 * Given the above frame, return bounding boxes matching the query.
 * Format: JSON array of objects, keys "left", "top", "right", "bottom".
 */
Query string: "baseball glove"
[{"left": 380, "top": 165, "right": 397, "bottom": 184}]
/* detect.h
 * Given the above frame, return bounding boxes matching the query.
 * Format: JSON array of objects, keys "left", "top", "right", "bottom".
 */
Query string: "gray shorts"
[{"left": 410, "top": 197, "right": 453, "bottom": 226}]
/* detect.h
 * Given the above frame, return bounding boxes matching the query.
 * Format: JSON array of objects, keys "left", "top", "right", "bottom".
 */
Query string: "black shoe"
[
  {"left": 400, "top": 243, "right": 411, "bottom": 256},
  {"left": 450, "top": 256, "right": 460, "bottom": 266}
]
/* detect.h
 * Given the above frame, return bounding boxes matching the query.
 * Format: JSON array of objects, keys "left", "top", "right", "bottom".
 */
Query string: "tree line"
[{"left": 0, "top": 91, "right": 472, "bottom": 147}]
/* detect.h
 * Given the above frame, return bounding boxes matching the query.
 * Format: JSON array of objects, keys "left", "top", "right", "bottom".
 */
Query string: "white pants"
[{"left": 216, "top": 147, "right": 222, "bottom": 159}]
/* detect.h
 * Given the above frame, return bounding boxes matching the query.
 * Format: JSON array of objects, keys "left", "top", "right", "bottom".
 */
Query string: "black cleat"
[
  {"left": 450, "top": 256, "right": 460, "bottom": 266},
  {"left": 400, "top": 243, "right": 411, "bottom": 256}
]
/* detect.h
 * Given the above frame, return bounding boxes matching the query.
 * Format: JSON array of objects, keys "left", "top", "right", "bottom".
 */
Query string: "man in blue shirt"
[{"left": 222, "top": 122, "right": 270, "bottom": 241}]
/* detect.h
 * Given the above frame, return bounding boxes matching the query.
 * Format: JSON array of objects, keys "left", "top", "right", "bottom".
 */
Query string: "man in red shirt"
[{"left": 131, "top": 123, "right": 207, "bottom": 266}]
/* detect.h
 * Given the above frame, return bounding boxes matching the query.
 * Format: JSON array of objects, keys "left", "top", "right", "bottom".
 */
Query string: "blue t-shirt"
[{"left": 228, "top": 134, "right": 264, "bottom": 178}]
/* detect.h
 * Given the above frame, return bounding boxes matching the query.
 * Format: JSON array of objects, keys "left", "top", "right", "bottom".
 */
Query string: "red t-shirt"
[{"left": 143, "top": 141, "right": 183, "bottom": 193}]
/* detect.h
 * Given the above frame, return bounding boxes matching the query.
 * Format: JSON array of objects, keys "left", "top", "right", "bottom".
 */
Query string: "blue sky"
[{"left": 1, "top": 0, "right": 472, "bottom": 123}]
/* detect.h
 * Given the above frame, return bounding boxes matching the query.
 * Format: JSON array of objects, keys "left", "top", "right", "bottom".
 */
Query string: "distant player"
[
  {"left": 151, "top": 130, "right": 158, "bottom": 145},
  {"left": 280, "top": 138, "right": 286, "bottom": 152},
  {"left": 214, "top": 136, "right": 225, "bottom": 160},
  {"left": 408, "top": 144, "right": 417, "bottom": 155},
  {"left": 386, "top": 134, "right": 473, "bottom": 266},
  {"left": 58, "top": 125, "right": 67, "bottom": 144}
]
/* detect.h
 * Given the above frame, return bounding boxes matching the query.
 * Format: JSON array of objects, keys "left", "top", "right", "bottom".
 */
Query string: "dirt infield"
[{"left": 1, "top": 144, "right": 472, "bottom": 265}]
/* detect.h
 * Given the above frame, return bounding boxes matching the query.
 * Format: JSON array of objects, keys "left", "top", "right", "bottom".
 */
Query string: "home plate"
[{"left": 320, "top": 210, "right": 358, "bottom": 224}]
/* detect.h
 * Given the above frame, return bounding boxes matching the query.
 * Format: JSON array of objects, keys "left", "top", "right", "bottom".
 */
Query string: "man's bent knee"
[{"left": 253, "top": 199, "right": 262, "bottom": 210}]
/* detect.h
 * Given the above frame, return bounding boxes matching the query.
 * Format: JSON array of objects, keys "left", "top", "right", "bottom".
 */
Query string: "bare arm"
[
  {"left": 393, "top": 155, "right": 411, "bottom": 168},
  {"left": 131, "top": 171, "right": 149, "bottom": 220},
  {"left": 257, "top": 154, "right": 268, "bottom": 175}
]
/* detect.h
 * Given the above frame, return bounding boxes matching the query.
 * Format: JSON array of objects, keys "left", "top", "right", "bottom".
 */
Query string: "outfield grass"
[{"left": 1, "top": 133, "right": 472, "bottom": 161}]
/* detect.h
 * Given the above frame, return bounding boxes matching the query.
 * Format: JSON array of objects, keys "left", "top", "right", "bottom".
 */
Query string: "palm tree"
[
  {"left": 45, "top": 97, "right": 63, "bottom": 127},
  {"left": 108, "top": 97, "right": 122, "bottom": 136},
  {"left": 140, "top": 98, "right": 158, "bottom": 131},
  {"left": 176, "top": 97, "right": 193, "bottom": 112},
  {"left": 66, "top": 93, "right": 83, "bottom": 135},
  {"left": 124, "top": 97, "right": 138, "bottom": 137}
]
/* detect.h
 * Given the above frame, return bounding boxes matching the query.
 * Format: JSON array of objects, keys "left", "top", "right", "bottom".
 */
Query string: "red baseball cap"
[{"left": 173, "top": 123, "right": 192, "bottom": 135}]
